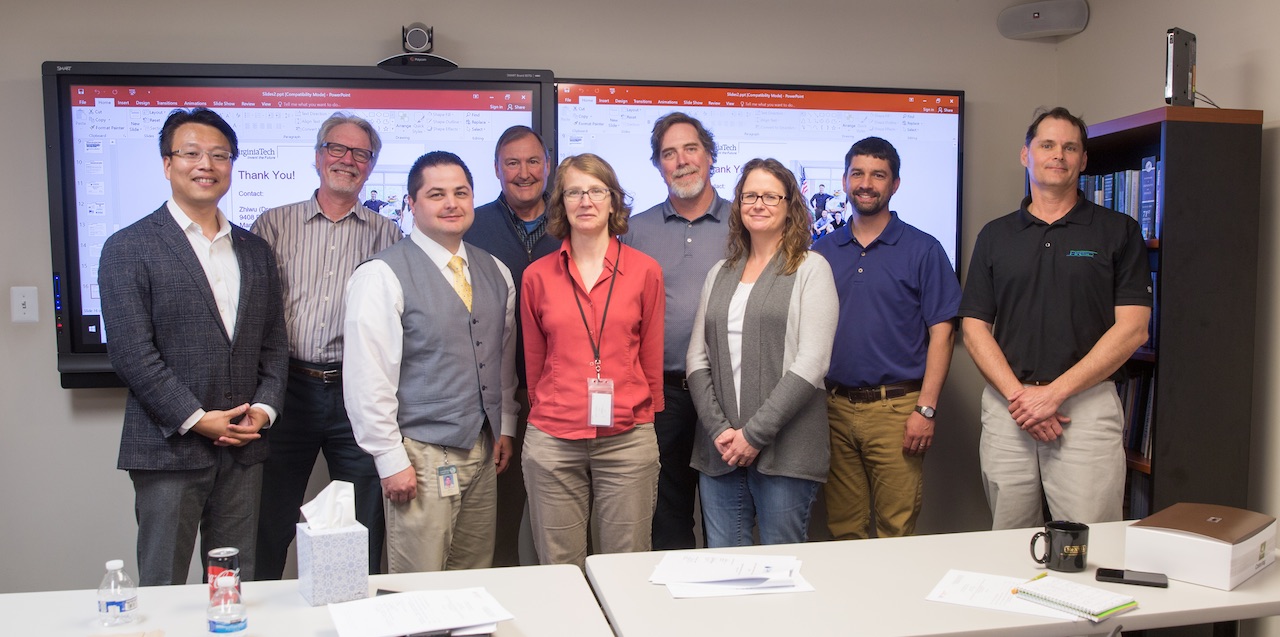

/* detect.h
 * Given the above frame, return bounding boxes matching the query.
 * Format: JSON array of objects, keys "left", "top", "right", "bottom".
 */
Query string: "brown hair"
[
  {"left": 649, "top": 111, "right": 717, "bottom": 168},
  {"left": 725, "top": 158, "right": 812, "bottom": 276},
  {"left": 546, "top": 154, "right": 631, "bottom": 239},
  {"left": 1025, "top": 106, "right": 1089, "bottom": 152}
]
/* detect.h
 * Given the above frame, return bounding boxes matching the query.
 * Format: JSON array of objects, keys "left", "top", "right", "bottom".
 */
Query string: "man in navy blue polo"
[{"left": 813, "top": 136, "right": 960, "bottom": 540}]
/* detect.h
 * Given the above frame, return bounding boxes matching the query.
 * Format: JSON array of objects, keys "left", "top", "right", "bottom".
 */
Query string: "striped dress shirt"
[{"left": 250, "top": 192, "right": 402, "bottom": 364}]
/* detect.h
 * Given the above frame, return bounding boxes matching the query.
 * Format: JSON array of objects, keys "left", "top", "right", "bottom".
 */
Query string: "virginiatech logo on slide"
[
  {"left": 239, "top": 147, "right": 277, "bottom": 159},
  {"left": 1066, "top": 250, "right": 1098, "bottom": 258}
]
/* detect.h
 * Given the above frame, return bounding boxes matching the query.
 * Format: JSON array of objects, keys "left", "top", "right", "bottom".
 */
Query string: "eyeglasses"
[
  {"left": 564, "top": 188, "right": 611, "bottom": 202},
  {"left": 741, "top": 192, "right": 785, "bottom": 206},
  {"left": 168, "top": 148, "right": 233, "bottom": 163},
  {"left": 321, "top": 142, "right": 375, "bottom": 164}
]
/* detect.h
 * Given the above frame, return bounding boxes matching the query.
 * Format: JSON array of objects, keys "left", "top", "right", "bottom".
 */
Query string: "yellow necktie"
[{"left": 447, "top": 255, "right": 472, "bottom": 312}]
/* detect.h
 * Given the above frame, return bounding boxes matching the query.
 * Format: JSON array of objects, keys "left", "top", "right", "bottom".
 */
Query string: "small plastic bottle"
[
  {"left": 207, "top": 574, "right": 247, "bottom": 633},
  {"left": 97, "top": 559, "right": 138, "bottom": 626}
]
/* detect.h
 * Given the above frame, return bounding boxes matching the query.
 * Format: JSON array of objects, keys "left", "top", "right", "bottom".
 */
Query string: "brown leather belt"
[
  {"left": 289, "top": 360, "right": 342, "bottom": 384},
  {"left": 663, "top": 371, "right": 689, "bottom": 391},
  {"left": 825, "top": 379, "right": 923, "bottom": 404}
]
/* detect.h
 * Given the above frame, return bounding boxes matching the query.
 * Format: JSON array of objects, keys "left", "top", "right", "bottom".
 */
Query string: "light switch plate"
[{"left": 11, "top": 286, "right": 38, "bottom": 323}]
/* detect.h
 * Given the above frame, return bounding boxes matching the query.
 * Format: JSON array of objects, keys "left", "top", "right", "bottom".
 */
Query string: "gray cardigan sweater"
[{"left": 686, "top": 252, "right": 838, "bottom": 482}]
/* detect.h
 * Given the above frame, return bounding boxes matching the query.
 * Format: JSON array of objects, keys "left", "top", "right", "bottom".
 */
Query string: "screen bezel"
[
  {"left": 555, "top": 76, "right": 964, "bottom": 267},
  {"left": 43, "top": 61, "right": 555, "bottom": 388}
]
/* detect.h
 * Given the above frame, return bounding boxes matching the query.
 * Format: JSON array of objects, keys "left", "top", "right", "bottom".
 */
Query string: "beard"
[
  {"left": 670, "top": 173, "right": 707, "bottom": 200},
  {"left": 852, "top": 191, "right": 890, "bottom": 216},
  {"left": 321, "top": 162, "right": 364, "bottom": 196}
]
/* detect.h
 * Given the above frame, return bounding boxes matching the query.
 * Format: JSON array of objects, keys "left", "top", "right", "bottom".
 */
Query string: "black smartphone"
[{"left": 1096, "top": 567, "right": 1169, "bottom": 588}]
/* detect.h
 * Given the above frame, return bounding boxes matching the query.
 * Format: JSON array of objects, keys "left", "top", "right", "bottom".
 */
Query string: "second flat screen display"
[{"left": 556, "top": 81, "right": 963, "bottom": 268}]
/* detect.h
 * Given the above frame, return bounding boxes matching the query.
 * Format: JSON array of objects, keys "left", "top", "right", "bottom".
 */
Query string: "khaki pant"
[
  {"left": 825, "top": 391, "right": 925, "bottom": 540},
  {"left": 522, "top": 424, "right": 659, "bottom": 569},
  {"left": 980, "top": 382, "right": 1125, "bottom": 530},
  {"left": 386, "top": 432, "right": 496, "bottom": 573}
]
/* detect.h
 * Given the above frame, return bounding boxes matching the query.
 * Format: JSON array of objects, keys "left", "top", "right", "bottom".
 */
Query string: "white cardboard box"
[
  {"left": 1125, "top": 503, "right": 1276, "bottom": 591},
  {"left": 296, "top": 522, "right": 369, "bottom": 606}
]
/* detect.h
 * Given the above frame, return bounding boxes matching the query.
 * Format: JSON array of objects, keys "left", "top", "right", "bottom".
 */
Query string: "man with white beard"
[{"left": 622, "top": 112, "right": 731, "bottom": 550}]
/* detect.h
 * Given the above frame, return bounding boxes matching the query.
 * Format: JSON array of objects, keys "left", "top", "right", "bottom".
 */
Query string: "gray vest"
[{"left": 375, "top": 240, "right": 508, "bottom": 449}]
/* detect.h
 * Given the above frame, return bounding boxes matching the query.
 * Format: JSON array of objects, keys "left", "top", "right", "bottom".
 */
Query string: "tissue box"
[
  {"left": 1125, "top": 503, "right": 1276, "bottom": 590},
  {"left": 296, "top": 522, "right": 369, "bottom": 605}
]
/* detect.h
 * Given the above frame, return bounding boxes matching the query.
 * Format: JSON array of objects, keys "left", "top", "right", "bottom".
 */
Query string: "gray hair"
[{"left": 315, "top": 112, "right": 382, "bottom": 167}]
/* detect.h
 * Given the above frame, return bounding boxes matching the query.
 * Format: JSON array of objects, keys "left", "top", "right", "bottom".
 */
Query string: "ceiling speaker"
[{"left": 998, "top": 0, "right": 1089, "bottom": 40}]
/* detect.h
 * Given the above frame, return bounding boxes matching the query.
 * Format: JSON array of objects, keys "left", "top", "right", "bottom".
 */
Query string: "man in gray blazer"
[{"left": 99, "top": 108, "right": 288, "bottom": 586}]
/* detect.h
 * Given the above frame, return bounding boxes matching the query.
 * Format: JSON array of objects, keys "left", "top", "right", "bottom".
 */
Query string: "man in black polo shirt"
[{"left": 959, "top": 107, "right": 1152, "bottom": 530}]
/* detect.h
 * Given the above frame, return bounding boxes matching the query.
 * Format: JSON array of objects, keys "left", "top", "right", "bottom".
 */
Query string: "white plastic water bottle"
[
  {"left": 207, "top": 574, "right": 247, "bottom": 633},
  {"left": 96, "top": 559, "right": 138, "bottom": 626}
]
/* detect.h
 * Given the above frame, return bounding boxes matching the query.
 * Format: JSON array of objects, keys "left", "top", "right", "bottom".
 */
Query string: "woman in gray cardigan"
[{"left": 686, "top": 158, "right": 839, "bottom": 547}]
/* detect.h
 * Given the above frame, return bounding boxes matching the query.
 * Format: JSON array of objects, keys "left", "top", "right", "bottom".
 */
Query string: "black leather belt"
[
  {"left": 289, "top": 360, "right": 342, "bottom": 384},
  {"left": 826, "top": 379, "right": 923, "bottom": 404},
  {"left": 663, "top": 371, "right": 689, "bottom": 391},
  {"left": 1022, "top": 380, "right": 1053, "bottom": 386}
]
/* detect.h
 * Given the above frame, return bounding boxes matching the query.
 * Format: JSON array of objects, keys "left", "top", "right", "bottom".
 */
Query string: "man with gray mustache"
[{"left": 622, "top": 112, "right": 731, "bottom": 550}]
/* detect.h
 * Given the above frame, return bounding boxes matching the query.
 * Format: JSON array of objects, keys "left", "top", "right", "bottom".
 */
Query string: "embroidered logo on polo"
[{"left": 1066, "top": 250, "right": 1099, "bottom": 258}]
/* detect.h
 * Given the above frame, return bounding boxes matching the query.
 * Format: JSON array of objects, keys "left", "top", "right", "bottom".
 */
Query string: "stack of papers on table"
[
  {"left": 926, "top": 570, "right": 1081, "bottom": 622},
  {"left": 328, "top": 587, "right": 514, "bottom": 637},
  {"left": 649, "top": 553, "right": 814, "bottom": 598}
]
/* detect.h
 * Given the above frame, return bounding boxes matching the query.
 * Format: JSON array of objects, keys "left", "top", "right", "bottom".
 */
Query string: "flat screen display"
[
  {"left": 44, "top": 61, "right": 554, "bottom": 386},
  {"left": 556, "top": 80, "right": 963, "bottom": 266}
]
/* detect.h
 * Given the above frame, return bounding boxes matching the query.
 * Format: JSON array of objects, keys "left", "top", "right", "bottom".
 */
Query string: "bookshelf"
[{"left": 1084, "top": 106, "right": 1262, "bottom": 519}]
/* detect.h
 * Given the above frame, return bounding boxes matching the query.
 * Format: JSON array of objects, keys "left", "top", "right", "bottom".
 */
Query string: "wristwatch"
[{"left": 914, "top": 405, "right": 936, "bottom": 419}]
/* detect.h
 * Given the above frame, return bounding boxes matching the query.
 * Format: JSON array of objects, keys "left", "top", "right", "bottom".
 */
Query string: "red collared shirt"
[{"left": 521, "top": 237, "right": 665, "bottom": 439}]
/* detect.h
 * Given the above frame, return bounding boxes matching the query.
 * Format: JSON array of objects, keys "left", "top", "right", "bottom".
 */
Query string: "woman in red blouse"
[{"left": 520, "top": 153, "right": 666, "bottom": 568}]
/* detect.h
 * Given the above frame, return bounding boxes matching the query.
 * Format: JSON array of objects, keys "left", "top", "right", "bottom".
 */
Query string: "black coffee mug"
[{"left": 1030, "top": 521, "right": 1089, "bottom": 572}]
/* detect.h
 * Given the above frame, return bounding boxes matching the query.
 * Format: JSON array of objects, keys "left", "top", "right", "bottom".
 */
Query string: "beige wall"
[
  {"left": 1, "top": 2, "right": 1272, "bottom": 629},
  {"left": 1056, "top": 2, "right": 1280, "bottom": 634}
]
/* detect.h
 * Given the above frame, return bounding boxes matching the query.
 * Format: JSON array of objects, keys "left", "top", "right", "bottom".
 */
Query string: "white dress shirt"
[
  {"left": 168, "top": 200, "right": 277, "bottom": 433},
  {"left": 343, "top": 230, "right": 519, "bottom": 478}
]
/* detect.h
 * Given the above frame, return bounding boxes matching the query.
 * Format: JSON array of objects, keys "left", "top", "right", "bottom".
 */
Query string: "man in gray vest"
[{"left": 344, "top": 151, "right": 518, "bottom": 572}]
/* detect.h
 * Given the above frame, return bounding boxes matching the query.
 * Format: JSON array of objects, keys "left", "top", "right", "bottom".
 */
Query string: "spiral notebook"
[{"left": 1012, "top": 575, "right": 1138, "bottom": 623}]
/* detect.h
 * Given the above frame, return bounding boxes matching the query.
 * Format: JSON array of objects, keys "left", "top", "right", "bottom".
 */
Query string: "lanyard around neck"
[{"left": 571, "top": 237, "right": 622, "bottom": 380}]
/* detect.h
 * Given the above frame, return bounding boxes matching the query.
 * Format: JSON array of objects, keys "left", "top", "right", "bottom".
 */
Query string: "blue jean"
[
  {"left": 255, "top": 364, "right": 385, "bottom": 578},
  {"left": 699, "top": 467, "right": 820, "bottom": 547}
]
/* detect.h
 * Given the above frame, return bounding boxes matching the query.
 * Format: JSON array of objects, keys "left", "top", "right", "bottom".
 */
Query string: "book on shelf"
[
  {"left": 1127, "top": 470, "right": 1152, "bottom": 518},
  {"left": 1140, "top": 372, "right": 1155, "bottom": 458},
  {"left": 1115, "top": 170, "right": 1126, "bottom": 213},
  {"left": 1012, "top": 574, "right": 1138, "bottom": 623},
  {"left": 1117, "top": 368, "right": 1155, "bottom": 460},
  {"left": 1139, "top": 156, "right": 1158, "bottom": 239},
  {"left": 1148, "top": 270, "right": 1159, "bottom": 348},
  {"left": 1079, "top": 160, "right": 1161, "bottom": 240},
  {"left": 1154, "top": 159, "right": 1164, "bottom": 239}
]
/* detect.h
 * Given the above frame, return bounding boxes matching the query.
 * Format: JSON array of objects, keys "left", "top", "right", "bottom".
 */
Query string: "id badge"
[
  {"left": 588, "top": 378, "right": 615, "bottom": 427},
  {"left": 436, "top": 464, "right": 460, "bottom": 497}
]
